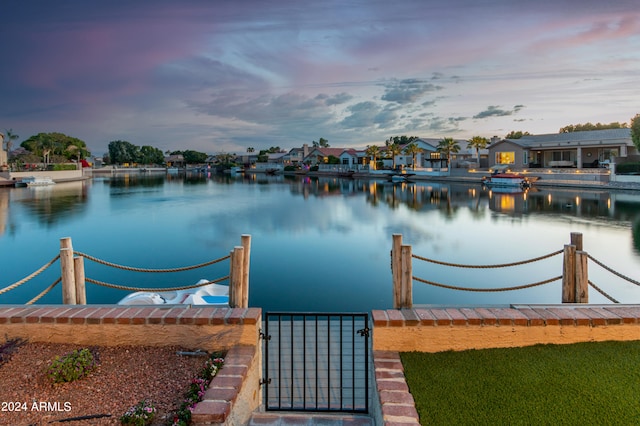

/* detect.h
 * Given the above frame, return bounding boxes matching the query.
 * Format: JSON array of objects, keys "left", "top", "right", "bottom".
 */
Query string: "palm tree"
[
  {"left": 468, "top": 136, "right": 488, "bottom": 164},
  {"left": 436, "top": 137, "right": 461, "bottom": 169},
  {"left": 365, "top": 145, "right": 380, "bottom": 170},
  {"left": 403, "top": 142, "right": 423, "bottom": 170},
  {"left": 385, "top": 142, "right": 402, "bottom": 169},
  {"left": 3, "top": 129, "right": 19, "bottom": 157},
  {"left": 247, "top": 147, "right": 255, "bottom": 153}
]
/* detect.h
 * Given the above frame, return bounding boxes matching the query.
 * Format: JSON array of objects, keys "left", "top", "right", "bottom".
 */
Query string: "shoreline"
[
  {"left": 282, "top": 168, "right": 640, "bottom": 192},
  {"left": 2, "top": 167, "right": 639, "bottom": 192}
]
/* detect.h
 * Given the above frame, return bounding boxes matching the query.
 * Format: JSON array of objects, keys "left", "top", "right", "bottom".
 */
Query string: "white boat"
[
  {"left": 389, "top": 172, "right": 415, "bottom": 182},
  {"left": 117, "top": 279, "right": 229, "bottom": 305},
  {"left": 22, "top": 176, "right": 56, "bottom": 187},
  {"left": 482, "top": 173, "right": 532, "bottom": 188}
]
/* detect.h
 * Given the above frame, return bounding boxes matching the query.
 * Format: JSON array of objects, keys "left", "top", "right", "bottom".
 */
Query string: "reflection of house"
[{"left": 488, "top": 129, "right": 636, "bottom": 169}]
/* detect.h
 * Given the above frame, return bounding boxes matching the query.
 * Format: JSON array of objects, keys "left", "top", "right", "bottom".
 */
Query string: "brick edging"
[
  {"left": 374, "top": 351, "right": 420, "bottom": 426},
  {"left": 372, "top": 305, "right": 640, "bottom": 327},
  {"left": 0, "top": 305, "right": 261, "bottom": 325},
  {"left": 191, "top": 345, "right": 256, "bottom": 424}
]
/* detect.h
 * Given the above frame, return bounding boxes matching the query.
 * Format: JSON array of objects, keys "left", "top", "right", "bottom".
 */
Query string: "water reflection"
[
  {"left": 0, "top": 190, "right": 9, "bottom": 236},
  {"left": 2, "top": 173, "right": 639, "bottom": 309},
  {"left": 280, "top": 177, "right": 640, "bottom": 224},
  {"left": 8, "top": 181, "right": 89, "bottom": 227}
]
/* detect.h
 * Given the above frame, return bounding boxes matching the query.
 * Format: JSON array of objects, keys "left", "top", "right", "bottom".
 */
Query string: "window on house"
[
  {"left": 430, "top": 152, "right": 441, "bottom": 159},
  {"left": 495, "top": 152, "right": 515, "bottom": 164}
]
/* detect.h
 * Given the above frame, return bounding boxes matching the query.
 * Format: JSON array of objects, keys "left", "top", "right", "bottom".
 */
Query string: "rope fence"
[
  {"left": 391, "top": 232, "right": 639, "bottom": 308},
  {"left": 76, "top": 252, "right": 230, "bottom": 273},
  {"left": 0, "top": 254, "right": 60, "bottom": 296},
  {"left": 412, "top": 249, "right": 563, "bottom": 269},
  {"left": 1, "top": 234, "right": 251, "bottom": 307},
  {"left": 85, "top": 275, "right": 230, "bottom": 292}
]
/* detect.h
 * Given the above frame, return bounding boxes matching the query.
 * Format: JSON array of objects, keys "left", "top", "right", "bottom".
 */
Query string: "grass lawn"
[{"left": 401, "top": 341, "right": 640, "bottom": 425}]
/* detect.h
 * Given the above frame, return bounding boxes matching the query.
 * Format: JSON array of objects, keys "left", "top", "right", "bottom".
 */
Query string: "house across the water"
[{"left": 488, "top": 129, "right": 637, "bottom": 170}]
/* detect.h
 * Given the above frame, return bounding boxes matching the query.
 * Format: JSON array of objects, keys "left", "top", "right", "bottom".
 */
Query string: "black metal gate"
[{"left": 262, "top": 312, "right": 369, "bottom": 413}]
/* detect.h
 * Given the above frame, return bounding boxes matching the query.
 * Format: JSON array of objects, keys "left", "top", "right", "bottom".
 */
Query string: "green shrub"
[
  {"left": 310, "top": 165, "right": 319, "bottom": 172},
  {"left": 615, "top": 162, "right": 640, "bottom": 174},
  {"left": 284, "top": 165, "right": 296, "bottom": 172},
  {"left": 48, "top": 164, "right": 78, "bottom": 171},
  {"left": 47, "top": 348, "right": 97, "bottom": 383}
]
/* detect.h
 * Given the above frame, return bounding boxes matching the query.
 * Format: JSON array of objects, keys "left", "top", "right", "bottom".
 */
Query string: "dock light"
[
  {"left": 575, "top": 196, "right": 580, "bottom": 206},
  {"left": 607, "top": 198, "right": 611, "bottom": 209},
  {"left": 548, "top": 194, "right": 552, "bottom": 204}
]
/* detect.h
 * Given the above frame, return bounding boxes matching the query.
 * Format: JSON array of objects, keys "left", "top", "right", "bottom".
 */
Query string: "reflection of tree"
[
  {"left": 108, "top": 174, "right": 165, "bottom": 189},
  {"left": 633, "top": 217, "right": 640, "bottom": 254}
]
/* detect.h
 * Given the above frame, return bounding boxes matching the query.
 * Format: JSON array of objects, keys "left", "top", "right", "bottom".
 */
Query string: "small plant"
[
  {"left": 170, "top": 353, "right": 225, "bottom": 426},
  {"left": 47, "top": 348, "right": 97, "bottom": 383},
  {"left": 120, "top": 399, "right": 156, "bottom": 425},
  {"left": 0, "top": 336, "right": 25, "bottom": 367}
]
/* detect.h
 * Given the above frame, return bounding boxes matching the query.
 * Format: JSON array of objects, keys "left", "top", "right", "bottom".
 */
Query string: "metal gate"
[{"left": 262, "top": 312, "right": 369, "bottom": 413}]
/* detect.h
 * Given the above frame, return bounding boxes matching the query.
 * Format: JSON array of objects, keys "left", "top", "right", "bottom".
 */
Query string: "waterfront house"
[
  {"left": 487, "top": 129, "right": 637, "bottom": 170},
  {"left": 165, "top": 154, "right": 185, "bottom": 168},
  {"left": 380, "top": 138, "right": 471, "bottom": 169},
  {"left": 283, "top": 144, "right": 311, "bottom": 166}
]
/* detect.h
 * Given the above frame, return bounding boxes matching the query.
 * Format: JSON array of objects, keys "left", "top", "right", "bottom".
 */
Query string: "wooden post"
[
  {"left": 401, "top": 244, "right": 413, "bottom": 309},
  {"left": 562, "top": 244, "right": 576, "bottom": 303},
  {"left": 59, "top": 237, "right": 76, "bottom": 305},
  {"left": 230, "top": 246, "right": 245, "bottom": 308},
  {"left": 570, "top": 232, "right": 583, "bottom": 251},
  {"left": 392, "top": 234, "right": 403, "bottom": 309},
  {"left": 74, "top": 256, "right": 87, "bottom": 305},
  {"left": 575, "top": 251, "right": 589, "bottom": 303},
  {"left": 241, "top": 234, "right": 251, "bottom": 308},
  {"left": 228, "top": 249, "right": 235, "bottom": 307}
]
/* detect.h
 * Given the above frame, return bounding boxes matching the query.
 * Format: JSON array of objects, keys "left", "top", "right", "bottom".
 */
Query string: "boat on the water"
[
  {"left": 389, "top": 172, "right": 415, "bottom": 182},
  {"left": 21, "top": 176, "right": 56, "bottom": 187},
  {"left": 224, "top": 166, "right": 245, "bottom": 174},
  {"left": 117, "top": 280, "right": 229, "bottom": 305},
  {"left": 481, "top": 173, "right": 534, "bottom": 189}
]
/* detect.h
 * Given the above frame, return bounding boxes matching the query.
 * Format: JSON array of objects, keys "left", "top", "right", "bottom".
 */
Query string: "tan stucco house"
[{"left": 487, "top": 129, "right": 637, "bottom": 169}]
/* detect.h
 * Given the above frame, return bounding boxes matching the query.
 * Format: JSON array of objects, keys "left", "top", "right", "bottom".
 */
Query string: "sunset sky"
[{"left": 1, "top": 0, "right": 639, "bottom": 155}]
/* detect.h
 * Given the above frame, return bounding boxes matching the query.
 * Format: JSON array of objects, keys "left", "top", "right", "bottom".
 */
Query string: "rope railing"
[
  {"left": 412, "top": 275, "right": 562, "bottom": 292},
  {"left": 2, "top": 234, "right": 251, "bottom": 307},
  {"left": 76, "top": 252, "right": 231, "bottom": 273},
  {"left": 412, "top": 249, "right": 563, "bottom": 269},
  {"left": 0, "top": 255, "right": 60, "bottom": 296},
  {"left": 85, "top": 275, "right": 230, "bottom": 292},
  {"left": 26, "top": 278, "right": 62, "bottom": 305},
  {"left": 587, "top": 254, "right": 640, "bottom": 287},
  {"left": 588, "top": 280, "right": 619, "bottom": 304},
  {"left": 391, "top": 232, "right": 640, "bottom": 308}
]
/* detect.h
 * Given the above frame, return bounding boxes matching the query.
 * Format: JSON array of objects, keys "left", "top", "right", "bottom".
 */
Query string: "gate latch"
[
  {"left": 259, "top": 329, "right": 271, "bottom": 341},
  {"left": 357, "top": 327, "right": 370, "bottom": 337}
]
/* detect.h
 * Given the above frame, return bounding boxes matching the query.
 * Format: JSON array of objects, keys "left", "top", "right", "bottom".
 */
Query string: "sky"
[{"left": 1, "top": 0, "right": 639, "bottom": 156}]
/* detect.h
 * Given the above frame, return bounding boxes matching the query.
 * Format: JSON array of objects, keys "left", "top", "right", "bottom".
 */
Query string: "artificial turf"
[{"left": 401, "top": 341, "right": 640, "bottom": 425}]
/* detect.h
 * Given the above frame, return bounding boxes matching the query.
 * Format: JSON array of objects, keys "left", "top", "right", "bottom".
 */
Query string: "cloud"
[
  {"left": 473, "top": 105, "right": 525, "bottom": 119},
  {"left": 380, "top": 79, "right": 442, "bottom": 104}
]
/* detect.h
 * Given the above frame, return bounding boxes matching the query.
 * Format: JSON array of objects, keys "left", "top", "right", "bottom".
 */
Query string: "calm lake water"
[{"left": 1, "top": 172, "right": 640, "bottom": 312}]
